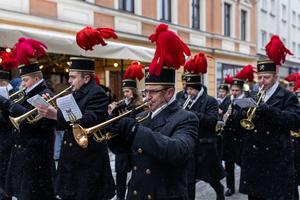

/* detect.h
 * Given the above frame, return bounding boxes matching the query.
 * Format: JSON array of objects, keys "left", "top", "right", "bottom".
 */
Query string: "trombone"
[
  {"left": 73, "top": 101, "right": 150, "bottom": 148},
  {"left": 9, "top": 88, "right": 26, "bottom": 103},
  {"left": 240, "top": 85, "right": 266, "bottom": 130},
  {"left": 9, "top": 86, "right": 72, "bottom": 131}
]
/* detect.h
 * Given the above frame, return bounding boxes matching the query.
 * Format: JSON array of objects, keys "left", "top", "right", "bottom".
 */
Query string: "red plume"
[
  {"left": 148, "top": 23, "right": 191, "bottom": 76},
  {"left": 0, "top": 51, "right": 19, "bottom": 71},
  {"left": 184, "top": 52, "right": 207, "bottom": 74},
  {"left": 224, "top": 74, "right": 234, "bottom": 85},
  {"left": 265, "top": 35, "right": 293, "bottom": 65},
  {"left": 124, "top": 61, "right": 144, "bottom": 81},
  {"left": 13, "top": 37, "right": 47, "bottom": 66},
  {"left": 76, "top": 26, "right": 118, "bottom": 51},
  {"left": 293, "top": 79, "right": 300, "bottom": 92},
  {"left": 285, "top": 72, "right": 300, "bottom": 82},
  {"left": 235, "top": 65, "right": 255, "bottom": 82},
  {"left": 94, "top": 75, "right": 100, "bottom": 85}
]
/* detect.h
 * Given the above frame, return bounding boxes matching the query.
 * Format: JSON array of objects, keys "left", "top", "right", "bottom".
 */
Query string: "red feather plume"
[
  {"left": 285, "top": 72, "right": 300, "bottom": 82},
  {"left": 0, "top": 51, "right": 19, "bottom": 71},
  {"left": 94, "top": 75, "right": 100, "bottom": 85},
  {"left": 224, "top": 74, "right": 234, "bottom": 85},
  {"left": 124, "top": 61, "right": 144, "bottom": 81},
  {"left": 76, "top": 26, "right": 118, "bottom": 51},
  {"left": 235, "top": 65, "right": 255, "bottom": 82},
  {"left": 148, "top": 23, "right": 191, "bottom": 76},
  {"left": 265, "top": 35, "right": 293, "bottom": 65},
  {"left": 184, "top": 52, "right": 208, "bottom": 74},
  {"left": 13, "top": 37, "right": 47, "bottom": 66},
  {"left": 293, "top": 79, "right": 300, "bottom": 92}
]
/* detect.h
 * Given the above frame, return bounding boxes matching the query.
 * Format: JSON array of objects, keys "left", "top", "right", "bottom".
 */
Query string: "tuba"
[
  {"left": 240, "top": 85, "right": 266, "bottom": 130},
  {"left": 73, "top": 101, "right": 150, "bottom": 148},
  {"left": 9, "top": 86, "right": 72, "bottom": 131}
]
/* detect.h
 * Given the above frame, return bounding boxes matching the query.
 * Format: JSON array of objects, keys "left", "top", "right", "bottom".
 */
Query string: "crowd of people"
[{"left": 0, "top": 23, "right": 299, "bottom": 200}]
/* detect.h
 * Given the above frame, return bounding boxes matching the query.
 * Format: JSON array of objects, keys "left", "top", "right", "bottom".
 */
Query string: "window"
[
  {"left": 262, "top": 0, "right": 267, "bottom": 11},
  {"left": 241, "top": 10, "right": 247, "bottom": 41},
  {"left": 192, "top": 0, "right": 201, "bottom": 29},
  {"left": 270, "top": 0, "right": 275, "bottom": 16},
  {"left": 292, "top": 11, "right": 296, "bottom": 26},
  {"left": 161, "top": 0, "right": 172, "bottom": 22},
  {"left": 261, "top": 30, "right": 267, "bottom": 48},
  {"left": 224, "top": 3, "right": 231, "bottom": 37},
  {"left": 298, "top": 44, "right": 300, "bottom": 58},
  {"left": 118, "top": 0, "right": 134, "bottom": 13},
  {"left": 281, "top": 4, "right": 287, "bottom": 22}
]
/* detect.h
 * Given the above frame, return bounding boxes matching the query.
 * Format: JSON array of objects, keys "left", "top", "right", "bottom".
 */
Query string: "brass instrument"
[
  {"left": 73, "top": 102, "right": 150, "bottom": 148},
  {"left": 9, "top": 88, "right": 26, "bottom": 103},
  {"left": 182, "top": 95, "right": 193, "bottom": 109},
  {"left": 9, "top": 86, "right": 72, "bottom": 131},
  {"left": 291, "top": 130, "right": 300, "bottom": 137},
  {"left": 240, "top": 85, "right": 266, "bottom": 130}
]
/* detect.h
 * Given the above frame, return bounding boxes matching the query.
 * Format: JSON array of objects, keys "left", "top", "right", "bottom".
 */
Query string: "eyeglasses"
[{"left": 144, "top": 88, "right": 169, "bottom": 95}]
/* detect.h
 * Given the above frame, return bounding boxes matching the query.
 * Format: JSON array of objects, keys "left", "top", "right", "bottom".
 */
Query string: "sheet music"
[
  {"left": 0, "top": 86, "right": 9, "bottom": 99},
  {"left": 233, "top": 98, "right": 257, "bottom": 108},
  {"left": 56, "top": 94, "right": 82, "bottom": 122},
  {"left": 27, "top": 94, "right": 50, "bottom": 107}
]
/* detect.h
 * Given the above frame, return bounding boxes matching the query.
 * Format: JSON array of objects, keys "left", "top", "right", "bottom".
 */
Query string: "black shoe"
[{"left": 224, "top": 188, "right": 234, "bottom": 196}]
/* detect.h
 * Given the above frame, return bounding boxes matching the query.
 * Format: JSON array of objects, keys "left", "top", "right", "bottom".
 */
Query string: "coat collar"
[
  {"left": 265, "top": 85, "right": 285, "bottom": 106},
  {"left": 143, "top": 100, "right": 180, "bottom": 129},
  {"left": 73, "top": 80, "right": 97, "bottom": 100},
  {"left": 25, "top": 80, "right": 47, "bottom": 98}
]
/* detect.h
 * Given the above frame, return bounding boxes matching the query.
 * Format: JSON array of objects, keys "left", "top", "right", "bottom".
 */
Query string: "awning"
[{"left": 0, "top": 24, "right": 155, "bottom": 62}]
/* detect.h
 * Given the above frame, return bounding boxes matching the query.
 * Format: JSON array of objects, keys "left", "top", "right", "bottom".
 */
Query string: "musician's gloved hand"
[
  {"left": 106, "top": 117, "right": 138, "bottom": 142},
  {"left": 257, "top": 103, "right": 271, "bottom": 116}
]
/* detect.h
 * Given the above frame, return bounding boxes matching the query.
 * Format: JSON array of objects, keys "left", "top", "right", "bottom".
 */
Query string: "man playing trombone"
[
  {"left": 107, "top": 24, "right": 199, "bottom": 200},
  {"left": 0, "top": 38, "right": 56, "bottom": 200}
]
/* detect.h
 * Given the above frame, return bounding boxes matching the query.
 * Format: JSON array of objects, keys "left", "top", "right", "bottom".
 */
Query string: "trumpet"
[
  {"left": 73, "top": 101, "right": 150, "bottom": 148},
  {"left": 240, "top": 85, "right": 266, "bottom": 130},
  {"left": 9, "top": 88, "right": 26, "bottom": 103},
  {"left": 9, "top": 86, "right": 72, "bottom": 131}
]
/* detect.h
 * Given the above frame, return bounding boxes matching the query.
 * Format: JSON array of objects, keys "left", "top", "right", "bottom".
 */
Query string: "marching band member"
[
  {"left": 0, "top": 55, "right": 16, "bottom": 200},
  {"left": 222, "top": 65, "right": 254, "bottom": 197},
  {"left": 217, "top": 81, "right": 231, "bottom": 120},
  {"left": 0, "top": 38, "right": 56, "bottom": 200},
  {"left": 41, "top": 57, "right": 116, "bottom": 200},
  {"left": 107, "top": 23, "right": 198, "bottom": 200},
  {"left": 238, "top": 35, "right": 300, "bottom": 200},
  {"left": 108, "top": 61, "right": 144, "bottom": 200},
  {"left": 183, "top": 52, "right": 225, "bottom": 200}
]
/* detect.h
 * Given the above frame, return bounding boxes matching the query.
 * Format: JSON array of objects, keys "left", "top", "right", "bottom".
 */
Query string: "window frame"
[
  {"left": 224, "top": 2, "right": 231, "bottom": 37},
  {"left": 118, "top": 0, "right": 135, "bottom": 13}
]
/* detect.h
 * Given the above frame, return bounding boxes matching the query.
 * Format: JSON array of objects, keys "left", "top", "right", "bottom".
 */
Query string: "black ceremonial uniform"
[
  {"left": 0, "top": 81, "right": 55, "bottom": 200},
  {"left": 109, "top": 101, "right": 199, "bottom": 200},
  {"left": 176, "top": 90, "right": 188, "bottom": 107},
  {"left": 239, "top": 85, "right": 300, "bottom": 199},
  {"left": 218, "top": 95, "right": 231, "bottom": 120},
  {"left": 55, "top": 80, "right": 115, "bottom": 200},
  {"left": 187, "top": 92, "right": 226, "bottom": 199},
  {"left": 0, "top": 98, "right": 13, "bottom": 200}
]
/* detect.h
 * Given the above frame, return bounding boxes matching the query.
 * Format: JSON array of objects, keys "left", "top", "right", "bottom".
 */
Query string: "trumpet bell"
[
  {"left": 9, "top": 116, "right": 21, "bottom": 131},
  {"left": 240, "top": 119, "right": 254, "bottom": 130},
  {"left": 72, "top": 124, "right": 88, "bottom": 148}
]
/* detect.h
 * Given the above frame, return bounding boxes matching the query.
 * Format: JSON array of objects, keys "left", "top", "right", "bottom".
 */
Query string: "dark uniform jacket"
[
  {"left": 110, "top": 101, "right": 199, "bottom": 200},
  {"left": 0, "top": 93, "right": 13, "bottom": 198},
  {"left": 218, "top": 95, "right": 231, "bottom": 120},
  {"left": 187, "top": 92, "right": 226, "bottom": 183},
  {"left": 0, "top": 81, "right": 55, "bottom": 200},
  {"left": 239, "top": 85, "right": 300, "bottom": 199},
  {"left": 55, "top": 80, "right": 115, "bottom": 200}
]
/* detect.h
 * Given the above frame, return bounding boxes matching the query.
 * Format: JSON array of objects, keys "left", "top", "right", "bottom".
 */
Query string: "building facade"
[
  {"left": 0, "top": 0, "right": 257, "bottom": 97},
  {"left": 257, "top": 0, "right": 300, "bottom": 78}
]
